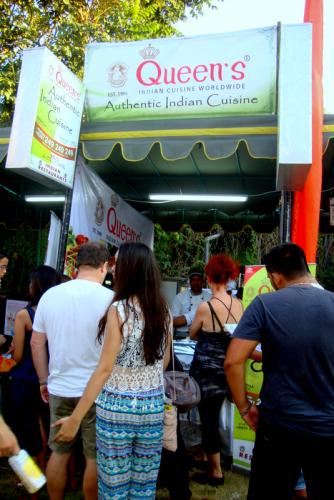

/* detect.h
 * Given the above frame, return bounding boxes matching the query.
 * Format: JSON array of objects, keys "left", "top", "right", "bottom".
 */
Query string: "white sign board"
[
  {"left": 6, "top": 47, "right": 85, "bottom": 188},
  {"left": 276, "top": 24, "right": 312, "bottom": 191},
  {"left": 4, "top": 300, "right": 28, "bottom": 335}
]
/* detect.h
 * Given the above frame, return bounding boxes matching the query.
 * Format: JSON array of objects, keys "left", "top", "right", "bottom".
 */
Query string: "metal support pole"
[
  {"left": 279, "top": 191, "right": 293, "bottom": 243},
  {"left": 56, "top": 188, "right": 73, "bottom": 275},
  {"left": 36, "top": 209, "right": 42, "bottom": 266},
  {"left": 204, "top": 233, "right": 222, "bottom": 263}
]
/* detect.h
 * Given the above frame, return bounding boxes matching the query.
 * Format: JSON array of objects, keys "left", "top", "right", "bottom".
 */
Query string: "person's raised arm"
[
  {"left": 31, "top": 331, "right": 49, "bottom": 403},
  {"left": 53, "top": 305, "right": 121, "bottom": 443}
]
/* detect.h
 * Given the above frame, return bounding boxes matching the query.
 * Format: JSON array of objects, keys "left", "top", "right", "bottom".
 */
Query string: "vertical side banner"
[
  {"left": 65, "top": 158, "right": 154, "bottom": 277},
  {"left": 232, "top": 263, "right": 317, "bottom": 471},
  {"left": 232, "top": 265, "right": 268, "bottom": 471},
  {"left": 44, "top": 211, "right": 62, "bottom": 268},
  {"left": 6, "top": 47, "right": 85, "bottom": 188},
  {"left": 232, "top": 359, "right": 263, "bottom": 470}
]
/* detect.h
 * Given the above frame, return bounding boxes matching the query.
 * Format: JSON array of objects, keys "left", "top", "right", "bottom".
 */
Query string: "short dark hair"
[
  {"left": 263, "top": 243, "right": 309, "bottom": 280},
  {"left": 76, "top": 242, "right": 110, "bottom": 269}
]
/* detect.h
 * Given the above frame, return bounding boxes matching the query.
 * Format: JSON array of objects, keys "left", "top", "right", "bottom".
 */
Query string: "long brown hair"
[
  {"left": 29, "top": 265, "right": 60, "bottom": 306},
  {"left": 97, "top": 242, "right": 170, "bottom": 365}
]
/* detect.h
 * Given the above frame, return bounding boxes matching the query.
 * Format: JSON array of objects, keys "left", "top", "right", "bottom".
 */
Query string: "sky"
[
  {"left": 175, "top": 0, "right": 334, "bottom": 113},
  {"left": 175, "top": 0, "right": 305, "bottom": 34}
]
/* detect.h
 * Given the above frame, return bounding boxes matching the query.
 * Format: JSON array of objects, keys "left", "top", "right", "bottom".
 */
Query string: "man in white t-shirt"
[
  {"left": 31, "top": 242, "right": 113, "bottom": 500},
  {"left": 172, "top": 264, "right": 211, "bottom": 339}
]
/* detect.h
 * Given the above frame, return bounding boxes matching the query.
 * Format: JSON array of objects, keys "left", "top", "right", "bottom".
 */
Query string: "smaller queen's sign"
[{"left": 6, "top": 47, "right": 85, "bottom": 189}]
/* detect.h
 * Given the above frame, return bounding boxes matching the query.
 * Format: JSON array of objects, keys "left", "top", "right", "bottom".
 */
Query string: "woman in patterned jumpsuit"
[{"left": 53, "top": 242, "right": 171, "bottom": 499}]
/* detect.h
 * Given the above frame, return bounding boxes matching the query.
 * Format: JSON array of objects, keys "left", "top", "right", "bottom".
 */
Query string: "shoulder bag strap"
[{"left": 170, "top": 327, "right": 177, "bottom": 402}]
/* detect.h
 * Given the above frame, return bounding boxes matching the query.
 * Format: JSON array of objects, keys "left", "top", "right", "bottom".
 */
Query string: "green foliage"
[
  {"left": 0, "top": 0, "right": 219, "bottom": 124},
  {"left": 154, "top": 223, "right": 280, "bottom": 279},
  {"left": 316, "top": 234, "right": 334, "bottom": 291},
  {"left": 154, "top": 224, "right": 334, "bottom": 291},
  {"left": 220, "top": 225, "right": 279, "bottom": 266},
  {"left": 154, "top": 224, "right": 205, "bottom": 279}
]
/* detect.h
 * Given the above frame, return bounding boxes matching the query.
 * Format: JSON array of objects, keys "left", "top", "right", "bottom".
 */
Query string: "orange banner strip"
[
  {"left": 291, "top": 0, "right": 323, "bottom": 261},
  {"left": 33, "top": 122, "right": 76, "bottom": 161}
]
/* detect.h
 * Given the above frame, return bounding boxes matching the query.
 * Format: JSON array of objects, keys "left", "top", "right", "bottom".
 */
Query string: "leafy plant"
[
  {"left": 154, "top": 224, "right": 205, "bottom": 279},
  {"left": 0, "top": 222, "right": 48, "bottom": 298},
  {"left": 316, "top": 234, "right": 334, "bottom": 291},
  {"left": 154, "top": 224, "right": 280, "bottom": 280}
]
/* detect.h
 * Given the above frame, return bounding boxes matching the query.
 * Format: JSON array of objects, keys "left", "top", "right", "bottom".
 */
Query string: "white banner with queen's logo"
[
  {"left": 84, "top": 27, "right": 277, "bottom": 122},
  {"left": 65, "top": 158, "right": 154, "bottom": 277}
]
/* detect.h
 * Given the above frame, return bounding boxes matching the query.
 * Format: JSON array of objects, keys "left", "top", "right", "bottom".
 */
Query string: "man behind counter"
[{"left": 171, "top": 264, "right": 211, "bottom": 340}]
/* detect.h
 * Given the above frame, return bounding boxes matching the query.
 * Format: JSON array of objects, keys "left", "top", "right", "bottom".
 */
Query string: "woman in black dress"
[
  {"left": 9, "top": 265, "right": 59, "bottom": 470},
  {"left": 190, "top": 254, "right": 243, "bottom": 486}
]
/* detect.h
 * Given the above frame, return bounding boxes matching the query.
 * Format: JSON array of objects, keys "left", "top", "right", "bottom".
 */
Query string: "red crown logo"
[{"left": 139, "top": 44, "right": 160, "bottom": 60}]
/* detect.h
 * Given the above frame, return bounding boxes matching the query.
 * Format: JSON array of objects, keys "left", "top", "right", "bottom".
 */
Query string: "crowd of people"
[{"left": 0, "top": 241, "right": 333, "bottom": 500}]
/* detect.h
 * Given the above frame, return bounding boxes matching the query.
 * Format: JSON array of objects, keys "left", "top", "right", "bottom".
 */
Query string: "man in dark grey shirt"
[{"left": 225, "top": 243, "right": 334, "bottom": 500}]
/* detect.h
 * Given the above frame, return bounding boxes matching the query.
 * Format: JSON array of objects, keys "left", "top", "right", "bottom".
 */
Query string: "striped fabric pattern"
[{"left": 96, "top": 386, "right": 164, "bottom": 499}]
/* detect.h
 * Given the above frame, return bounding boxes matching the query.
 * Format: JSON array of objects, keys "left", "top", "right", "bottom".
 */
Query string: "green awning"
[{"left": 80, "top": 115, "right": 278, "bottom": 162}]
